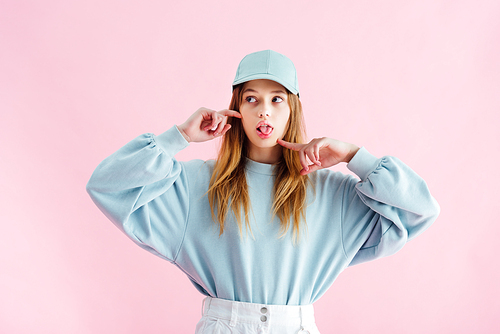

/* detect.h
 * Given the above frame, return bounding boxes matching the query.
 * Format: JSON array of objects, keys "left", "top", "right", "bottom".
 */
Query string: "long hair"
[{"left": 207, "top": 83, "right": 310, "bottom": 243}]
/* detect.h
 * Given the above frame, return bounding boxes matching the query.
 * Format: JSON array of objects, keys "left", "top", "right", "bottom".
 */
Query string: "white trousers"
[{"left": 195, "top": 296, "right": 321, "bottom": 334}]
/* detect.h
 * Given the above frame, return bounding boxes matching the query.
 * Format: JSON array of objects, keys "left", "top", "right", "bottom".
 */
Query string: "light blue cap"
[{"left": 232, "top": 50, "right": 300, "bottom": 97}]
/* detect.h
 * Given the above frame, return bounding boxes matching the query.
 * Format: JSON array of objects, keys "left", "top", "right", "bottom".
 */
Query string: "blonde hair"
[{"left": 207, "top": 83, "right": 310, "bottom": 242}]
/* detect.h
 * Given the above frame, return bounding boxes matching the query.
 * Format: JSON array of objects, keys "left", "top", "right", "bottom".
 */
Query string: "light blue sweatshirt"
[{"left": 86, "top": 125, "right": 440, "bottom": 305}]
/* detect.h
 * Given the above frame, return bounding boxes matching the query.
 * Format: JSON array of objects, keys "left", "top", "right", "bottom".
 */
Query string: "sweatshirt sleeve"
[
  {"left": 341, "top": 147, "right": 440, "bottom": 266},
  {"left": 86, "top": 125, "right": 190, "bottom": 262}
]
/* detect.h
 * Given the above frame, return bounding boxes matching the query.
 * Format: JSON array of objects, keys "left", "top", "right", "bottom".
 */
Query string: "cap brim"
[{"left": 232, "top": 73, "right": 299, "bottom": 96}]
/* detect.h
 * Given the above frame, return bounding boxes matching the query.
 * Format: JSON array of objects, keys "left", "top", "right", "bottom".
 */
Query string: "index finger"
[
  {"left": 218, "top": 109, "right": 241, "bottom": 118},
  {"left": 277, "top": 138, "right": 304, "bottom": 151}
]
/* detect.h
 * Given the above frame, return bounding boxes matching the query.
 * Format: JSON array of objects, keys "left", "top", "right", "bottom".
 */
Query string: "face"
[{"left": 239, "top": 79, "right": 291, "bottom": 163}]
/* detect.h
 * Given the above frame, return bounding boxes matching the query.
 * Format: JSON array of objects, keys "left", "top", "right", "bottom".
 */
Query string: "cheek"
[
  {"left": 240, "top": 118, "right": 254, "bottom": 136},
  {"left": 277, "top": 113, "right": 291, "bottom": 137},
  {"left": 239, "top": 107, "right": 251, "bottom": 122},
  {"left": 280, "top": 110, "right": 291, "bottom": 129}
]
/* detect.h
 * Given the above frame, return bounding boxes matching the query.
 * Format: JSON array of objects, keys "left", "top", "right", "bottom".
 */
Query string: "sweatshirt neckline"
[{"left": 244, "top": 158, "right": 276, "bottom": 176}]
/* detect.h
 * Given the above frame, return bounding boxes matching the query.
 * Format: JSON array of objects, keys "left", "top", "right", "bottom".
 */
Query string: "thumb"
[{"left": 300, "top": 163, "right": 323, "bottom": 175}]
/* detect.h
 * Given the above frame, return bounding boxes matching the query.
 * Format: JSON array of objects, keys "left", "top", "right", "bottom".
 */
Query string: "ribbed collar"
[{"left": 244, "top": 157, "right": 276, "bottom": 176}]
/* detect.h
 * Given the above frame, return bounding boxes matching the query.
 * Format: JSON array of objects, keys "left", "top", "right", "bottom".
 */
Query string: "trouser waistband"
[{"left": 202, "top": 296, "right": 316, "bottom": 328}]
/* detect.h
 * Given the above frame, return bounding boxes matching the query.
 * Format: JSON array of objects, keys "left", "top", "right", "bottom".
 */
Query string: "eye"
[
  {"left": 272, "top": 96, "right": 284, "bottom": 103},
  {"left": 245, "top": 96, "right": 257, "bottom": 103}
]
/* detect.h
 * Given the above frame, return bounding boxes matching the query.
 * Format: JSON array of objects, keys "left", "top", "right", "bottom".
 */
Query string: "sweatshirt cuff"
[
  {"left": 153, "top": 125, "right": 190, "bottom": 156},
  {"left": 346, "top": 147, "right": 381, "bottom": 181}
]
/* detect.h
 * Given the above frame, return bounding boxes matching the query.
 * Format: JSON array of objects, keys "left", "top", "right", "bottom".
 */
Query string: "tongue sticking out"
[{"left": 259, "top": 125, "right": 273, "bottom": 135}]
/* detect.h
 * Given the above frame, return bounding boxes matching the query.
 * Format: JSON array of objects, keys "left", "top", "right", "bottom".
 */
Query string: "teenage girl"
[{"left": 86, "top": 50, "right": 440, "bottom": 334}]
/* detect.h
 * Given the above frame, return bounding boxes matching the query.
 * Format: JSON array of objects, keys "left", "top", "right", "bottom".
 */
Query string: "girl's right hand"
[{"left": 177, "top": 107, "right": 241, "bottom": 143}]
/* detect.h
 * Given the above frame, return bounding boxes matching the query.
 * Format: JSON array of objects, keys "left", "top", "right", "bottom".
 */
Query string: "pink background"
[{"left": 1, "top": 1, "right": 499, "bottom": 333}]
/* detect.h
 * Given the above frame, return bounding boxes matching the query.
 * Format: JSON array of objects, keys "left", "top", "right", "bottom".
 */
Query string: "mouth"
[{"left": 256, "top": 122, "right": 274, "bottom": 138}]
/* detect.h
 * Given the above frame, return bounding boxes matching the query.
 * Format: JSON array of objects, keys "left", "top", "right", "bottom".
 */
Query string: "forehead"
[{"left": 242, "top": 79, "right": 287, "bottom": 94}]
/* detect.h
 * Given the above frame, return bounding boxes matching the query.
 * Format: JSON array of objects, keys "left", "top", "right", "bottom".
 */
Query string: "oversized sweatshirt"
[{"left": 86, "top": 125, "right": 440, "bottom": 305}]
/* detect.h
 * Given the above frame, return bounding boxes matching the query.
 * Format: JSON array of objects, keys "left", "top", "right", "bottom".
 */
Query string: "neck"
[{"left": 247, "top": 144, "right": 283, "bottom": 164}]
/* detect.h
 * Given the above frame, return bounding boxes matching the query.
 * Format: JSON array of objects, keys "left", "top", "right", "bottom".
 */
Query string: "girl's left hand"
[{"left": 277, "top": 137, "right": 360, "bottom": 175}]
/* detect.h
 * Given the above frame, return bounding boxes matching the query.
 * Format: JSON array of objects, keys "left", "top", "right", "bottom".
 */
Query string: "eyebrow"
[{"left": 242, "top": 88, "right": 287, "bottom": 95}]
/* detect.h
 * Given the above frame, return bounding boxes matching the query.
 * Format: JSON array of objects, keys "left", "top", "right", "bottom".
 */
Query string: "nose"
[{"left": 258, "top": 102, "right": 271, "bottom": 118}]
